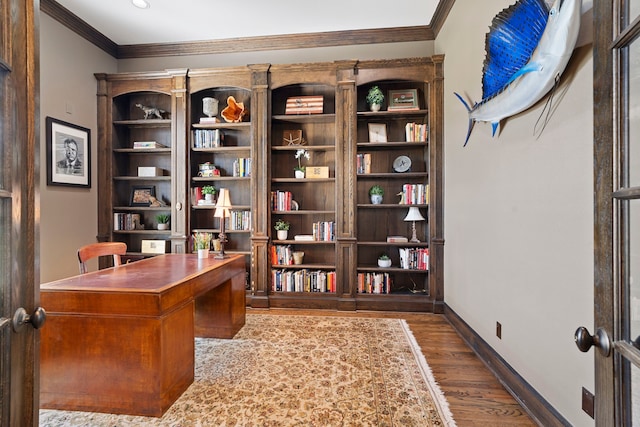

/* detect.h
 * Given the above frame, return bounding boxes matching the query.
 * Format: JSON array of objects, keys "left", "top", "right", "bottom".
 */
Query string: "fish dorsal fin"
[{"left": 481, "top": 0, "right": 549, "bottom": 100}]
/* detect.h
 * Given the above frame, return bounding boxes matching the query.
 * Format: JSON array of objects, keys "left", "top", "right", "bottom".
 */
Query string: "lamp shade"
[
  {"left": 403, "top": 206, "right": 425, "bottom": 222},
  {"left": 213, "top": 188, "right": 232, "bottom": 218}
]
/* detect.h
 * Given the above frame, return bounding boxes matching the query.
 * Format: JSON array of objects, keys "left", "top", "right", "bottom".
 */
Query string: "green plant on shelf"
[
  {"left": 155, "top": 213, "right": 170, "bottom": 224},
  {"left": 294, "top": 149, "right": 310, "bottom": 172},
  {"left": 369, "top": 185, "right": 384, "bottom": 196},
  {"left": 366, "top": 86, "right": 385, "bottom": 107},
  {"left": 202, "top": 185, "right": 217, "bottom": 195},
  {"left": 378, "top": 253, "right": 390, "bottom": 260},
  {"left": 193, "top": 232, "right": 212, "bottom": 250},
  {"left": 274, "top": 219, "right": 290, "bottom": 231}
]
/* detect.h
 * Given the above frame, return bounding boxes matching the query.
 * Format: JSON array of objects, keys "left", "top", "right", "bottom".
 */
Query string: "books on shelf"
[
  {"left": 357, "top": 153, "right": 372, "bottom": 174},
  {"left": 192, "top": 129, "right": 224, "bottom": 148},
  {"left": 227, "top": 210, "right": 251, "bottom": 231},
  {"left": 232, "top": 158, "right": 252, "bottom": 177},
  {"left": 398, "top": 247, "right": 429, "bottom": 270},
  {"left": 133, "top": 141, "right": 166, "bottom": 149},
  {"left": 271, "top": 269, "right": 336, "bottom": 293},
  {"left": 312, "top": 221, "right": 335, "bottom": 241},
  {"left": 271, "top": 191, "right": 293, "bottom": 211},
  {"left": 357, "top": 272, "right": 391, "bottom": 294},
  {"left": 405, "top": 122, "right": 428, "bottom": 142},
  {"left": 387, "top": 236, "right": 409, "bottom": 243},
  {"left": 271, "top": 245, "right": 293, "bottom": 266},
  {"left": 400, "top": 184, "right": 429, "bottom": 205},
  {"left": 113, "top": 213, "right": 141, "bottom": 231}
]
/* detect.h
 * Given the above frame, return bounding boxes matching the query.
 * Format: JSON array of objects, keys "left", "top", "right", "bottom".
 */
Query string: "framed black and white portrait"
[{"left": 46, "top": 117, "right": 91, "bottom": 188}]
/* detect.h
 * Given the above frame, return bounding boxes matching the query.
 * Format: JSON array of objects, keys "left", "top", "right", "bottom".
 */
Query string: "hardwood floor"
[{"left": 247, "top": 308, "right": 537, "bottom": 426}]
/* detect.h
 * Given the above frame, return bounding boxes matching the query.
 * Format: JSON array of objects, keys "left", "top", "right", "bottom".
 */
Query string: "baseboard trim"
[{"left": 444, "top": 304, "right": 571, "bottom": 427}]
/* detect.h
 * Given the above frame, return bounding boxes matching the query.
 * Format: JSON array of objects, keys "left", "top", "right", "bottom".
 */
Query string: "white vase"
[
  {"left": 295, "top": 170, "right": 305, "bottom": 179},
  {"left": 378, "top": 258, "right": 392, "bottom": 268},
  {"left": 197, "top": 248, "right": 209, "bottom": 259},
  {"left": 277, "top": 230, "right": 288, "bottom": 240},
  {"left": 205, "top": 193, "right": 214, "bottom": 203},
  {"left": 370, "top": 103, "right": 381, "bottom": 112},
  {"left": 157, "top": 223, "right": 169, "bottom": 230},
  {"left": 370, "top": 194, "right": 383, "bottom": 204}
]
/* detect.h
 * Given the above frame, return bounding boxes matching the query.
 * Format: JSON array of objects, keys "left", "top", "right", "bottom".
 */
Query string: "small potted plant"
[
  {"left": 378, "top": 253, "right": 392, "bottom": 268},
  {"left": 194, "top": 232, "right": 212, "bottom": 258},
  {"left": 369, "top": 185, "right": 384, "bottom": 204},
  {"left": 294, "top": 149, "right": 310, "bottom": 178},
  {"left": 366, "top": 86, "right": 385, "bottom": 112},
  {"left": 202, "top": 185, "right": 217, "bottom": 203},
  {"left": 274, "top": 219, "right": 290, "bottom": 240},
  {"left": 156, "top": 213, "right": 170, "bottom": 230}
]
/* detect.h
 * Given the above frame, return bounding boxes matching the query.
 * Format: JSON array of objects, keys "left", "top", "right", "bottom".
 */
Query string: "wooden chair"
[{"left": 77, "top": 242, "right": 127, "bottom": 274}]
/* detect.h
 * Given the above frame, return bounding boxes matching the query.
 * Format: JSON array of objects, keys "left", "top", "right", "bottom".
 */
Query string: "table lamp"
[
  {"left": 403, "top": 207, "right": 425, "bottom": 243},
  {"left": 213, "top": 188, "right": 232, "bottom": 259}
]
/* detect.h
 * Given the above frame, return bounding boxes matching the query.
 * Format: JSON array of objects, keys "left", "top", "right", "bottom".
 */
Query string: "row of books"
[
  {"left": 312, "top": 221, "right": 335, "bottom": 241},
  {"left": 401, "top": 183, "right": 429, "bottom": 205},
  {"left": 232, "top": 158, "right": 252, "bottom": 177},
  {"left": 113, "top": 213, "right": 141, "bottom": 231},
  {"left": 405, "top": 122, "right": 428, "bottom": 142},
  {"left": 271, "top": 190, "right": 294, "bottom": 211},
  {"left": 192, "top": 129, "right": 224, "bottom": 148},
  {"left": 357, "top": 272, "right": 392, "bottom": 294},
  {"left": 271, "top": 269, "right": 336, "bottom": 293},
  {"left": 398, "top": 247, "right": 429, "bottom": 270},
  {"left": 271, "top": 245, "right": 294, "bottom": 265},
  {"left": 356, "top": 153, "right": 372, "bottom": 174},
  {"left": 227, "top": 210, "right": 251, "bottom": 231}
]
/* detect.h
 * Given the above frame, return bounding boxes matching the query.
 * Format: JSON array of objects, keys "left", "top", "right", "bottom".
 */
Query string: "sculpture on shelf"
[
  {"left": 221, "top": 96, "right": 247, "bottom": 123},
  {"left": 135, "top": 103, "right": 167, "bottom": 120},
  {"left": 148, "top": 195, "right": 167, "bottom": 207},
  {"left": 454, "top": 0, "right": 582, "bottom": 146}
]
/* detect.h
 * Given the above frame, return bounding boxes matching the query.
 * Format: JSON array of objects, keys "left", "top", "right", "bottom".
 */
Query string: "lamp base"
[{"left": 409, "top": 221, "right": 421, "bottom": 243}]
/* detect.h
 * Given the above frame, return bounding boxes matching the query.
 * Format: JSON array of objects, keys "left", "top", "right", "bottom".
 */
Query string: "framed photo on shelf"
[
  {"left": 368, "top": 123, "right": 387, "bottom": 143},
  {"left": 388, "top": 89, "right": 419, "bottom": 111},
  {"left": 46, "top": 116, "right": 91, "bottom": 188},
  {"left": 130, "top": 185, "right": 156, "bottom": 207}
]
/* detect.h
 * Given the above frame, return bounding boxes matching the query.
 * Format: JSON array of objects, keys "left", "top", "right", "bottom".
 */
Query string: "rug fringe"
[{"left": 399, "top": 319, "right": 458, "bottom": 426}]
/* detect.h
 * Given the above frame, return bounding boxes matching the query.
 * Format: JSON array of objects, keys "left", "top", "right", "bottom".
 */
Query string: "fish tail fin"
[
  {"left": 491, "top": 122, "right": 500, "bottom": 137},
  {"left": 454, "top": 92, "right": 476, "bottom": 146}
]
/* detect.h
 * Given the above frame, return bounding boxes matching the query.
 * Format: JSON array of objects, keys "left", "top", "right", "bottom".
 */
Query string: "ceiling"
[{"left": 53, "top": 0, "right": 442, "bottom": 46}]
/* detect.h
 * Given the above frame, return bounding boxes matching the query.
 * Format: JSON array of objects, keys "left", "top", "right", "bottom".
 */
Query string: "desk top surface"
[{"left": 41, "top": 254, "right": 244, "bottom": 293}]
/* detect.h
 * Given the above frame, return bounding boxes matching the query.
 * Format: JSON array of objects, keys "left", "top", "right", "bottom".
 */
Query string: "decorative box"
[
  {"left": 137, "top": 167, "right": 163, "bottom": 177},
  {"left": 305, "top": 166, "right": 329, "bottom": 179},
  {"left": 141, "top": 240, "right": 167, "bottom": 254},
  {"left": 285, "top": 96, "right": 323, "bottom": 115}
]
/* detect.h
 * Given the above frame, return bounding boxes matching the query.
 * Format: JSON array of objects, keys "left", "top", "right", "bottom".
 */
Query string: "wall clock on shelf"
[{"left": 392, "top": 155, "right": 411, "bottom": 173}]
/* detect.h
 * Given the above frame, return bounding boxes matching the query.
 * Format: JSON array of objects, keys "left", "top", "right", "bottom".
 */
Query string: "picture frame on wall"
[
  {"left": 46, "top": 116, "right": 91, "bottom": 187},
  {"left": 387, "top": 89, "right": 419, "bottom": 111},
  {"left": 130, "top": 185, "right": 156, "bottom": 207}
]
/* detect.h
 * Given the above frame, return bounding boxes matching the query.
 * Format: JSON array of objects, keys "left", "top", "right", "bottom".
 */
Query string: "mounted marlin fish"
[{"left": 455, "top": 0, "right": 582, "bottom": 146}]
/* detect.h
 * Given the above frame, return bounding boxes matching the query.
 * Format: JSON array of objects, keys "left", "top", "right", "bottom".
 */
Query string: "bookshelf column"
[
  {"left": 248, "top": 64, "right": 271, "bottom": 308},
  {"left": 335, "top": 61, "right": 358, "bottom": 310}
]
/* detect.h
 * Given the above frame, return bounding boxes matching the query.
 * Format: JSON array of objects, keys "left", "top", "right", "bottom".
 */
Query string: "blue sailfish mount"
[{"left": 455, "top": 0, "right": 582, "bottom": 146}]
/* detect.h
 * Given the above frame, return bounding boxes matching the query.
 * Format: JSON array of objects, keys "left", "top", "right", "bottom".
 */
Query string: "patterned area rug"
[{"left": 40, "top": 314, "right": 456, "bottom": 426}]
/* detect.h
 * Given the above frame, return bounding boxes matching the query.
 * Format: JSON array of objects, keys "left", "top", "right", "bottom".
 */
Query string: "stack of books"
[{"left": 133, "top": 141, "right": 165, "bottom": 149}]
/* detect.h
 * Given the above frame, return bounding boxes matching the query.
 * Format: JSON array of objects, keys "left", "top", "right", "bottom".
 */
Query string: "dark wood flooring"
[{"left": 248, "top": 308, "right": 537, "bottom": 426}]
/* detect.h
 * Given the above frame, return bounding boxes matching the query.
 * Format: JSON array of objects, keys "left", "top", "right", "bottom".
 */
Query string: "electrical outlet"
[
  {"left": 496, "top": 321, "right": 502, "bottom": 339},
  {"left": 582, "top": 387, "right": 594, "bottom": 418}
]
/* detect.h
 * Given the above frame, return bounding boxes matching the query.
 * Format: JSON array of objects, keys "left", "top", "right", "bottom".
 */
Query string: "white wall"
[
  {"left": 39, "top": 14, "right": 117, "bottom": 282},
  {"left": 436, "top": 0, "right": 594, "bottom": 425}
]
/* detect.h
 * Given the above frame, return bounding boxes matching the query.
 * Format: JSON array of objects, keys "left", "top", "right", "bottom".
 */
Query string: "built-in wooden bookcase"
[
  {"left": 187, "top": 68, "right": 254, "bottom": 289},
  {"left": 267, "top": 64, "right": 340, "bottom": 307},
  {"left": 96, "top": 57, "right": 444, "bottom": 311},
  {"left": 95, "top": 70, "right": 188, "bottom": 264}
]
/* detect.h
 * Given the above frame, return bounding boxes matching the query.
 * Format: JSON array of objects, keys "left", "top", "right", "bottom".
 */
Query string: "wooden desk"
[{"left": 39, "top": 254, "right": 246, "bottom": 417}]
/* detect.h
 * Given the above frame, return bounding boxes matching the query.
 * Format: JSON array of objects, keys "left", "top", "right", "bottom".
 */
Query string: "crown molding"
[{"left": 41, "top": 0, "right": 454, "bottom": 59}]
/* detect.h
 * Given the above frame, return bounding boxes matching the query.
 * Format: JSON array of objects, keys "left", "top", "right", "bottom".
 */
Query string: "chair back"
[{"left": 77, "top": 242, "right": 127, "bottom": 274}]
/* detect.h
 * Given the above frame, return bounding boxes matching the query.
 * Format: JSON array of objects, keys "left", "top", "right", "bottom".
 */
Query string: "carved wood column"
[
  {"left": 248, "top": 63, "right": 271, "bottom": 308},
  {"left": 335, "top": 60, "right": 358, "bottom": 310}
]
